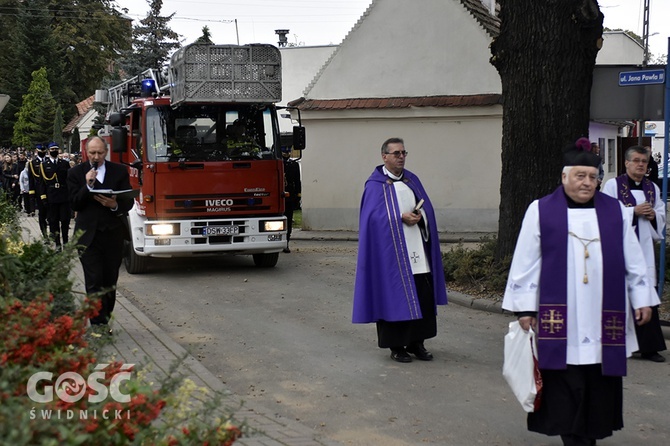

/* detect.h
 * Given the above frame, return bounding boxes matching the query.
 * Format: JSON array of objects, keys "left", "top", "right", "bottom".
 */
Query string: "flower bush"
[{"left": 0, "top": 194, "right": 244, "bottom": 445}]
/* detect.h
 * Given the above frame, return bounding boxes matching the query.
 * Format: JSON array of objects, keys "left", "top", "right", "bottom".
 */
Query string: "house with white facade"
[
  {"left": 63, "top": 95, "right": 97, "bottom": 153},
  {"left": 292, "top": 0, "right": 502, "bottom": 232}
]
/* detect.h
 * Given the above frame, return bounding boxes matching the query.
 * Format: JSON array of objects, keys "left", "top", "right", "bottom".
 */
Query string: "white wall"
[
  {"left": 278, "top": 45, "right": 336, "bottom": 133},
  {"left": 596, "top": 32, "right": 644, "bottom": 65},
  {"left": 280, "top": 45, "right": 336, "bottom": 103},
  {"left": 588, "top": 121, "right": 620, "bottom": 183},
  {"left": 300, "top": 106, "right": 502, "bottom": 232}
]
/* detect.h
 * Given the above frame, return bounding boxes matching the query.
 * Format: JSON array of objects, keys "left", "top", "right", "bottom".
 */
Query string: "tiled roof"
[
  {"left": 63, "top": 95, "right": 95, "bottom": 133},
  {"left": 291, "top": 94, "right": 502, "bottom": 111},
  {"left": 460, "top": 0, "right": 500, "bottom": 37},
  {"left": 76, "top": 95, "right": 95, "bottom": 115}
]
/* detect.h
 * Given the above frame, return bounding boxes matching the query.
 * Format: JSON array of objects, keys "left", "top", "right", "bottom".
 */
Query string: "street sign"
[
  {"left": 618, "top": 69, "right": 665, "bottom": 86},
  {"left": 592, "top": 65, "right": 665, "bottom": 120}
]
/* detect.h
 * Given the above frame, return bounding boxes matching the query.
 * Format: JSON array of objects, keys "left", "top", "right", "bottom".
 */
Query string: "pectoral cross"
[{"left": 541, "top": 309, "right": 565, "bottom": 334}]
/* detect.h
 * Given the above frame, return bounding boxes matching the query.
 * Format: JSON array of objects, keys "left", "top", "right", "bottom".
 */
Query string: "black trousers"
[
  {"left": 635, "top": 305, "right": 666, "bottom": 354},
  {"left": 21, "top": 193, "right": 34, "bottom": 214},
  {"left": 35, "top": 197, "right": 48, "bottom": 235},
  {"left": 284, "top": 198, "right": 297, "bottom": 243},
  {"left": 48, "top": 201, "right": 70, "bottom": 246},
  {"left": 80, "top": 227, "right": 125, "bottom": 325}
]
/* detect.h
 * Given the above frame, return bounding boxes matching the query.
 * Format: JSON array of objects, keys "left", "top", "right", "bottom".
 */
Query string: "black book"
[{"left": 90, "top": 188, "right": 140, "bottom": 200}]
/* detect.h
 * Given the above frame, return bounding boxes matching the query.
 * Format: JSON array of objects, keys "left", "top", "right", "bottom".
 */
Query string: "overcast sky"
[{"left": 113, "top": 0, "right": 669, "bottom": 59}]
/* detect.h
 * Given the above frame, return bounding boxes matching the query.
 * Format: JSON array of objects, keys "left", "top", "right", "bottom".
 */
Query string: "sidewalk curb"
[
  {"left": 290, "top": 229, "right": 494, "bottom": 244},
  {"left": 447, "top": 290, "right": 670, "bottom": 340}
]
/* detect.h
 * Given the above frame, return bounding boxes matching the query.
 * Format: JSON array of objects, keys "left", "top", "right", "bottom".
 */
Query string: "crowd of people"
[{"left": 1, "top": 144, "right": 83, "bottom": 248}]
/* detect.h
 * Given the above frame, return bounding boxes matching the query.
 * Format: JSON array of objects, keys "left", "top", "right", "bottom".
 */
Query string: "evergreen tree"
[
  {"left": 53, "top": 105, "right": 64, "bottom": 150},
  {"left": 0, "top": 0, "right": 59, "bottom": 145},
  {"left": 0, "top": 0, "right": 130, "bottom": 145},
  {"left": 195, "top": 26, "right": 214, "bottom": 44},
  {"left": 71, "top": 127, "right": 81, "bottom": 154},
  {"left": 0, "top": 0, "right": 19, "bottom": 143},
  {"left": 490, "top": 0, "right": 603, "bottom": 260},
  {"left": 50, "top": 0, "right": 131, "bottom": 101},
  {"left": 13, "top": 67, "right": 57, "bottom": 147},
  {"left": 119, "top": 0, "right": 181, "bottom": 77}
]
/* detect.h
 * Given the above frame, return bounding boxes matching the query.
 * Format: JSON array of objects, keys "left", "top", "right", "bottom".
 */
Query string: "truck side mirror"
[
  {"left": 292, "top": 126, "right": 306, "bottom": 151},
  {"left": 111, "top": 127, "right": 128, "bottom": 153},
  {"left": 109, "top": 112, "right": 125, "bottom": 127}
]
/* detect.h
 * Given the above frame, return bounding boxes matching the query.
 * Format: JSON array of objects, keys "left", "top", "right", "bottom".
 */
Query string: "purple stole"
[
  {"left": 614, "top": 174, "right": 656, "bottom": 238},
  {"left": 538, "top": 187, "right": 627, "bottom": 376}
]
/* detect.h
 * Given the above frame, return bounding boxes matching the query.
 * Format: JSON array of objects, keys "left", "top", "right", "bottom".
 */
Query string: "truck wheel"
[
  {"left": 252, "top": 252, "right": 279, "bottom": 268},
  {"left": 124, "top": 239, "right": 149, "bottom": 274}
]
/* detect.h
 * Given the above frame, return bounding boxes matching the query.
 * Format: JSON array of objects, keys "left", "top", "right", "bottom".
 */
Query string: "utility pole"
[
  {"left": 642, "top": 0, "right": 650, "bottom": 67},
  {"left": 639, "top": 0, "right": 651, "bottom": 144}
]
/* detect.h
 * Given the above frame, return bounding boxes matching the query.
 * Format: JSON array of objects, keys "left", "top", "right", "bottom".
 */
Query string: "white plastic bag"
[{"left": 502, "top": 320, "right": 542, "bottom": 412}]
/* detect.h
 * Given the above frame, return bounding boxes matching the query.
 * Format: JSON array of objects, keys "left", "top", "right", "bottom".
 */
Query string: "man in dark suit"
[{"left": 67, "top": 136, "right": 134, "bottom": 330}]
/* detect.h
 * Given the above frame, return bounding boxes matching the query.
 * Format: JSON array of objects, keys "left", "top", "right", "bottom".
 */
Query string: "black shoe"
[
  {"left": 406, "top": 343, "right": 434, "bottom": 361},
  {"left": 283, "top": 247, "right": 291, "bottom": 253},
  {"left": 641, "top": 352, "right": 666, "bottom": 362},
  {"left": 390, "top": 348, "right": 412, "bottom": 363}
]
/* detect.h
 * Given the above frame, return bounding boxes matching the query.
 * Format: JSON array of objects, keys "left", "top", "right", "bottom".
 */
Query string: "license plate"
[{"left": 203, "top": 226, "right": 239, "bottom": 236}]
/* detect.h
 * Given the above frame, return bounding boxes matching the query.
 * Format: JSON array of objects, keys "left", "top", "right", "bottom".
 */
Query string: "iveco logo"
[{"left": 205, "top": 199, "right": 234, "bottom": 206}]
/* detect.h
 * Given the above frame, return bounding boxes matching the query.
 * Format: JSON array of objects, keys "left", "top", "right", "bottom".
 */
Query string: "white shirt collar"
[{"left": 383, "top": 165, "right": 403, "bottom": 181}]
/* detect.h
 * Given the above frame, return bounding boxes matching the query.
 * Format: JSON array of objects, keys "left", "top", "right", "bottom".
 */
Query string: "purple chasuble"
[
  {"left": 538, "top": 187, "right": 627, "bottom": 376},
  {"left": 352, "top": 166, "right": 447, "bottom": 323}
]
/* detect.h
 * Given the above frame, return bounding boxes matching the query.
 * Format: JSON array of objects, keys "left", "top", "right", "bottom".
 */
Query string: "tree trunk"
[{"left": 491, "top": 0, "right": 603, "bottom": 261}]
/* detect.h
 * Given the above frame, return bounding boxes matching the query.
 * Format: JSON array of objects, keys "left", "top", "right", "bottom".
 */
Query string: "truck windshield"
[{"left": 145, "top": 104, "right": 277, "bottom": 162}]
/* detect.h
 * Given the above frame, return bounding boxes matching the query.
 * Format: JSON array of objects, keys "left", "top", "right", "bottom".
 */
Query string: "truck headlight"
[
  {"left": 147, "top": 223, "right": 179, "bottom": 236},
  {"left": 262, "top": 220, "right": 285, "bottom": 232}
]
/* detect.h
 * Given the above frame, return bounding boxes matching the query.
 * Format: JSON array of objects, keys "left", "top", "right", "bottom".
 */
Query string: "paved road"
[{"left": 119, "top": 239, "right": 670, "bottom": 446}]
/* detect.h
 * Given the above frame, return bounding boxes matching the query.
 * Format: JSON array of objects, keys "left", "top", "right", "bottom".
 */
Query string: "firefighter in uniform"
[
  {"left": 28, "top": 143, "right": 49, "bottom": 236},
  {"left": 40, "top": 142, "right": 71, "bottom": 248}
]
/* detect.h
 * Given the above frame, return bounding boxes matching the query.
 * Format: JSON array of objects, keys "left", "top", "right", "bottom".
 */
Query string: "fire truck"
[{"left": 95, "top": 44, "right": 305, "bottom": 273}]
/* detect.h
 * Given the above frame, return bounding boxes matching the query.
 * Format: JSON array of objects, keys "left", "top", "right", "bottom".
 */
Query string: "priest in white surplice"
[
  {"left": 502, "top": 139, "right": 658, "bottom": 446},
  {"left": 602, "top": 145, "right": 667, "bottom": 363}
]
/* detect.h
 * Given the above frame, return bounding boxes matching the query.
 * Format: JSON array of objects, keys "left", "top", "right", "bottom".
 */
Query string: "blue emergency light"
[{"left": 140, "top": 79, "right": 156, "bottom": 97}]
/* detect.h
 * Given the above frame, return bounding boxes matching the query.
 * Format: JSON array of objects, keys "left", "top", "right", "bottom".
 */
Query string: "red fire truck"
[{"left": 96, "top": 44, "right": 305, "bottom": 273}]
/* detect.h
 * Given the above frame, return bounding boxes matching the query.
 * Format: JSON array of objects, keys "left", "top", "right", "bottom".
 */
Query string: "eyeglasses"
[
  {"left": 628, "top": 158, "right": 648, "bottom": 164},
  {"left": 385, "top": 150, "right": 408, "bottom": 158}
]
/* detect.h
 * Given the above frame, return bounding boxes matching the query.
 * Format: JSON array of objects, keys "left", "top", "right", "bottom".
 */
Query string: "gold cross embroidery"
[
  {"left": 604, "top": 316, "right": 625, "bottom": 341},
  {"left": 541, "top": 309, "right": 565, "bottom": 334}
]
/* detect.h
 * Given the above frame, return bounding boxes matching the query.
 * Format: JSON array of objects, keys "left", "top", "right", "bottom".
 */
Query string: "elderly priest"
[{"left": 502, "top": 139, "right": 658, "bottom": 446}]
